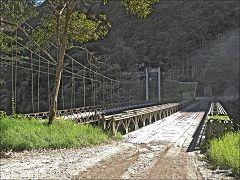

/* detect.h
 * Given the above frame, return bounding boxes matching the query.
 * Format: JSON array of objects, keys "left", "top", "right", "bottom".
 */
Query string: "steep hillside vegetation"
[
  {"left": 88, "top": 1, "right": 239, "bottom": 72},
  {"left": 197, "top": 29, "right": 239, "bottom": 95},
  {"left": 196, "top": 29, "right": 239, "bottom": 125},
  {"left": 0, "top": 1, "right": 239, "bottom": 118}
]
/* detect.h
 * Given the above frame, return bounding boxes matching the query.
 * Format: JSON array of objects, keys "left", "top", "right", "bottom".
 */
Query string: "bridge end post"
[
  {"left": 145, "top": 68, "right": 149, "bottom": 101},
  {"left": 98, "top": 114, "right": 106, "bottom": 130},
  {"left": 134, "top": 118, "right": 139, "bottom": 130},
  {"left": 143, "top": 116, "right": 146, "bottom": 127}
]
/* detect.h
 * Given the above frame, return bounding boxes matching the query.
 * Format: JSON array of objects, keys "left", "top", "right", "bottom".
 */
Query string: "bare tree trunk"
[
  {"left": 48, "top": 7, "right": 73, "bottom": 125},
  {"left": 49, "top": 59, "right": 64, "bottom": 123}
]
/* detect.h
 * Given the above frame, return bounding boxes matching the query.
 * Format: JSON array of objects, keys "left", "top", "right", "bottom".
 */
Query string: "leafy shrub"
[{"left": 209, "top": 132, "right": 240, "bottom": 175}]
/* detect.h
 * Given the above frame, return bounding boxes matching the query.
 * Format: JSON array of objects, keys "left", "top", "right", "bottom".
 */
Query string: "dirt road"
[
  {"left": 2, "top": 100, "right": 229, "bottom": 179},
  {"left": 75, "top": 100, "right": 208, "bottom": 179}
]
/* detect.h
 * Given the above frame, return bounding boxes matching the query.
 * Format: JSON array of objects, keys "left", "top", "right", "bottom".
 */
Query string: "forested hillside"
[
  {"left": 87, "top": 1, "right": 239, "bottom": 72},
  {"left": 197, "top": 29, "right": 239, "bottom": 125},
  {"left": 0, "top": 1, "right": 239, "bottom": 121}
]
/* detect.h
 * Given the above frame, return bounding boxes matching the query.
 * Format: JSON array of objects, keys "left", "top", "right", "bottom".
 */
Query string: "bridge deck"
[
  {"left": 100, "top": 100, "right": 194, "bottom": 134},
  {"left": 124, "top": 99, "right": 210, "bottom": 147}
]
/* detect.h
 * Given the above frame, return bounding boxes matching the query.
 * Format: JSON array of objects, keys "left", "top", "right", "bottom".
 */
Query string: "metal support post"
[
  {"left": 145, "top": 68, "right": 149, "bottom": 101},
  {"left": 158, "top": 67, "right": 161, "bottom": 103}
]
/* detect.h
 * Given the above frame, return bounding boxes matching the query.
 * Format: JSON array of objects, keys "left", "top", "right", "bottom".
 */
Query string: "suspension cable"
[
  {"left": 14, "top": 33, "right": 17, "bottom": 113},
  {"left": 37, "top": 51, "right": 40, "bottom": 112},
  {"left": 47, "top": 61, "right": 50, "bottom": 109},
  {"left": 71, "top": 59, "right": 73, "bottom": 109},
  {"left": 11, "top": 41, "right": 14, "bottom": 115},
  {"left": 117, "top": 81, "right": 120, "bottom": 100},
  {"left": 102, "top": 77, "right": 105, "bottom": 106},
  {"left": 31, "top": 51, "right": 34, "bottom": 112},
  {"left": 83, "top": 67, "right": 86, "bottom": 107},
  {"left": 0, "top": 60, "right": 100, "bottom": 82},
  {"left": 24, "top": 22, "right": 120, "bottom": 83},
  {"left": 61, "top": 72, "right": 65, "bottom": 109},
  {"left": 110, "top": 80, "right": 113, "bottom": 104},
  {"left": 14, "top": 40, "right": 87, "bottom": 74},
  {"left": 11, "top": 40, "right": 102, "bottom": 81},
  {"left": 92, "top": 80, "right": 95, "bottom": 106}
]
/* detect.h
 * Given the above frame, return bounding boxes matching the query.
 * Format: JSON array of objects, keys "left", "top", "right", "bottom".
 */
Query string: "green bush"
[
  {"left": 209, "top": 131, "right": 240, "bottom": 175},
  {"left": 0, "top": 116, "right": 120, "bottom": 151},
  {"left": 208, "top": 115, "right": 231, "bottom": 121}
]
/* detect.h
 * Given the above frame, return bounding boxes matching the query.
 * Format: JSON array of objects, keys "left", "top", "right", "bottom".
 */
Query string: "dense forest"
[
  {"left": 0, "top": 1, "right": 239, "bottom": 123},
  {"left": 88, "top": 1, "right": 239, "bottom": 70}
]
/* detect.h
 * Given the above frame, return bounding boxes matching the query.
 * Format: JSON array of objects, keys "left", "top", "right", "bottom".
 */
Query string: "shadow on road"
[{"left": 184, "top": 100, "right": 211, "bottom": 152}]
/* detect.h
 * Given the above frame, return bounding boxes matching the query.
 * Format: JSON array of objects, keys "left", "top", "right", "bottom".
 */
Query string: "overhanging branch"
[{"left": 0, "top": 20, "right": 56, "bottom": 64}]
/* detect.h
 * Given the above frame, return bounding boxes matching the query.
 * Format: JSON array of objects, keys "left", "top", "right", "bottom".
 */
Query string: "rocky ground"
[{"left": 0, "top": 100, "right": 235, "bottom": 179}]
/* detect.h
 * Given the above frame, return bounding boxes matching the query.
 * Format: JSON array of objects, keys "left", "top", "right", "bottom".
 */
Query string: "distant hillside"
[
  {"left": 195, "top": 29, "right": 239, "bottom": 125},
  {"left": 197, "top": 29, "right": 239, "bottom": 96},
  {"left": 87, "top": 0, "right": 239, "bottom": 73}
]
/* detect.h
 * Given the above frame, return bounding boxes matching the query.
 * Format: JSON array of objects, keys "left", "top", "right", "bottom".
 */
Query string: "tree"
[
  {"left": 0, "top": 0, "right": 37, "bottom": 57},
  {"left": 1, "top": 0, "right": 160, "bottom": 124},
  {"left": 122, "top": 0, "right": 160, "bottom": 18}
]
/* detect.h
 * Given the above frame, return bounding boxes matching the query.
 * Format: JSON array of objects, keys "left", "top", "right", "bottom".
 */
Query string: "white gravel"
[{"left": 0, "top": 143, "right": 134, "bottom": 179}]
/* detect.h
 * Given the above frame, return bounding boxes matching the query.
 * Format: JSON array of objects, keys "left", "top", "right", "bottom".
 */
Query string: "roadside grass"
[
  {"left": 208, "top": 131, "right": 240, "bottom": 175},
  {"left": 207, "top": 115, "right": 231, "bottom": 121},
  {"left": 0, "top": 116, "right": 122, "bottom": 152}
]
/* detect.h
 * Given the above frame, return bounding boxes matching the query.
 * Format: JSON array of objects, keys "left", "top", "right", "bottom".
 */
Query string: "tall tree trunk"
[{"left": 48, "top": 7, "right": 72, "bottom": 125}]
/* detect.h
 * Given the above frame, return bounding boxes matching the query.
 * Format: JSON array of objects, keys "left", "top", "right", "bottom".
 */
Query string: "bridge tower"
[{"left": 145, "top": 67, "right": 161, "bottom": 103}]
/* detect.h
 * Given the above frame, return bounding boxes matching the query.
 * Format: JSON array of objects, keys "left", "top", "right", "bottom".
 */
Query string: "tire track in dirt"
[
  {"left": 145, "top": 147, "right": 203, "bottom": 180},
  {"left": 121, "top": 144, "right": 171, "bottom": 179},
  {"left": 74, "top": 144, "right": 171, "bottom": 180},
  {"left": 73, "top": 148, "right": 140, "bottom": 179}
]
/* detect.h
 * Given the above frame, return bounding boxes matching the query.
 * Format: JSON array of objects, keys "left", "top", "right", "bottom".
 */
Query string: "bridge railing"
[
  {"left": 204, "top": 101, "right": 232, "bottom": 141},
  {"left": 23, "top": 99, "right": 195, "bottom": 125},
  {"left": 23, "top": 100, "right": 158, "bottom": 122},
  {"left": 101, "top": 103, "right": 181, "bottom": 134}
]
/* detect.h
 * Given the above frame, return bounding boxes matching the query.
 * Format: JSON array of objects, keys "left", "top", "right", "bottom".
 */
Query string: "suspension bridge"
[
  {"left": 1, "top": 22, "right": 147, "bottom": 115},
  {"left": 0, "top": 22, "right": 231, "bottom": 137}
]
